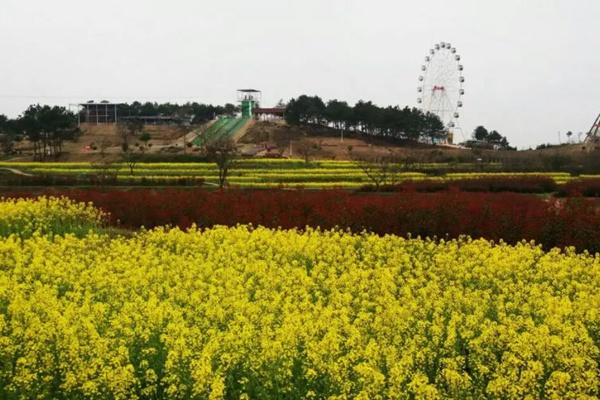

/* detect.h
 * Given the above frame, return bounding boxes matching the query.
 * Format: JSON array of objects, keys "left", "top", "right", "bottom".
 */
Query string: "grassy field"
[{"left": 0, "top": 160, "right": 595, "bottom": 188}]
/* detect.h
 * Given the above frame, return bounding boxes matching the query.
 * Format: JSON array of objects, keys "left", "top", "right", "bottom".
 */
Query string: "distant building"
[
  {"left": 254, "top": 107, "right": 285, "bottom": 121},
  {"left": 78, "top": 101, "right": 189, "bottom": 126},
  {"left": 78, "top": 101, "right": 121, "bottom": 125},
  {"left": 237, "top": 89, "right": 285, "bottom": 120}
]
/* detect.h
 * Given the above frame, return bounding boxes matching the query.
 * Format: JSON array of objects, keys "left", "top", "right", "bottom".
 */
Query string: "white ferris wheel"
[{"left": 417, "top": 42, "right": 464, "bottom": 131}]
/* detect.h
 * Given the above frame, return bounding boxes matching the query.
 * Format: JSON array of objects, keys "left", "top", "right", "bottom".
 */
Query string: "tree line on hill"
[
  {"left": 0, "top": 102, "right": 239, "bottom": 160},
  {"left": 284, "top": 95, "right": 446, "bottom": 143},
  {"left": 464, "top": 125, "right": 513, "bottom": 150},
  {"left": 111, "top": 102, "right": 238, "bottom": 124},
  {"left": 1, "top": 99, "right": 517, "bottom": 161},
  {"left": 0, "top": 105, "right": 80, "bottom": 160}
]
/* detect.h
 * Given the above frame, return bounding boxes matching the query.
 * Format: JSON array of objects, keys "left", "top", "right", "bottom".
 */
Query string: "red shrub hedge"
[
  {"left": 558, "top": 179, "right": 600, "bottom": 197},
  {"left": 360, "top": 176, "right": 558, "bottom": 193},
  {"left": 4, "top": 188, "right": 600, "bottom": 252}
]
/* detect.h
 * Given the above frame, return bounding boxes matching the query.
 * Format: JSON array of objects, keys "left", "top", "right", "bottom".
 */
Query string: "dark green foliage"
[
  {"left": 285, "top": 95, "right": 445, "bottom": 143},
  {"left": 284, "top": 95, "right": 327, "bottom": 125},
  {"left": 470, "top": 126, "right": 512, "bottom": 149},
  {"left": 139, "top": 132, "right": 151, "bottom": 144},
  {"left": 115, "top": 102, "right": 233, "bottom": 124},
  {"left": 473, "top": 126, "right": 489, "bottom": 141},
  {"left": 19, "top": 105, "right": 80, "bottom": 160},
  {"left": 324, "top": 100, "right": 353, "bottom": 131},
  {"left": 0, "top": 115, "right": 25, "bottom": 156},
  {"left": 0, "top": 115, "right": 15, "bottom": 155}
]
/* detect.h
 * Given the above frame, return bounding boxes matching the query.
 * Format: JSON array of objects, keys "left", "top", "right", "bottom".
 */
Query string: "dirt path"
[
  {"left": 232, "top": 119, "right": 255, "bottom": 143},
  {"left": 0, "top": 167, "right": 34, "bottom": 177},
  {"left": 183, "top": 120, "right": 218, "bottom": 145}
]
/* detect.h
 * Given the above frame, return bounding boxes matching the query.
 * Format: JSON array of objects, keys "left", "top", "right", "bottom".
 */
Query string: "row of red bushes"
[
  {"left": 359, "top": 177, "right": 600, "bottom": 196},
  {"left": 5, "top": 188, "right": 600, "bottom": 252},
  {"left": 558, "top": 179, "right": 600, "bottom": 197},
  {"left": 359, "top": 177, "right": 559, "bottom": 194}
]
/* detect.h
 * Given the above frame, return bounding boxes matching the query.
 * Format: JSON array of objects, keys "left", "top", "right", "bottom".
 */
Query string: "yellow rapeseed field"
[
  {"left": 1, "top": 161, "right": 591, "bottom": 188},
  {"left": 0, "top": 198, "right": 599, "bottom": 399},
  {"left": 0, "top": 196, "right": 106, "bottom": 238}
]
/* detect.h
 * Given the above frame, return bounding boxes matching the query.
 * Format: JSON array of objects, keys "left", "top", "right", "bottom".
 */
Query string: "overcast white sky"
[{"left": 1, "top": 0, "right": 598, "bottom": 148}]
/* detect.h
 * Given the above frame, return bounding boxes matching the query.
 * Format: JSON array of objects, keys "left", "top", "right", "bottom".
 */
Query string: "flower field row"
[
  {"left": 0, "top": 199, "right": 598, "bottom": 399},
  {"left": 6, "top": 189, "right": 600, "bottom": 252},
  {"left": 0, "top": 160, "right": 497, "bottom": 170},
  {"left": 0, "top": 160, "right": 593, "bottom": 188},
  {"left": 0, "top": 196, "right": 106, "bottom": 237}
]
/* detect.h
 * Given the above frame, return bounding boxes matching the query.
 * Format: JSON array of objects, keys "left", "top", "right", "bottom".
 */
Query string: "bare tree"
[
  {"left": 204, "top": 139, "right": 238, "bottom": 188},
  {"left": 273, "top": 128, "right": 294, "bottom": 157},
  {"left": 90, "top": 138, "right": 119, "bottom": 184},
  {"left": 117, "top": 119, "right": 144, "bottom": 152},
  {"left": 296, "top": 137, "right": 322, "bottom": 163},
  {"left": 121, "top": 133, "right": 152, "bottom": 175},
  {"left": 349, "top": 148, "right": 404, "bottom": 190},
  {"left": 98, "top": 138, "right": 112, "bottom": 159},
  {"left": 121, "top": 145, "right": 141, "bottom": 175},
  {"left": 91, "top": 162, "right": 120, "bottom": 185}
]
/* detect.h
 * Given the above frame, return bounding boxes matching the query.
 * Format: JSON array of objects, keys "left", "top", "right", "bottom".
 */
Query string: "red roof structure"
[{"left": 254, "top": 107, "right": 285, "bottom": 116}]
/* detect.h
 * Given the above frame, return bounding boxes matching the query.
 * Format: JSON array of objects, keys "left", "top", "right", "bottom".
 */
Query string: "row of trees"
[
  {"left": 0, "top": 105, "right": 80, "bottom": 160},
  {"left": 285, "top": 95, "right": 446, "bottom": 143},
  {"left": 88, "top": 101, "right": 238, "bottom": 124},
  {"left": 470, "top": 126, "right": 512, "bottom": 149},
  {"left": 0, "top": 115, "right": 18, "bottom": 156},
  {"left": 1, "top": 101, "right": 243, "bottom": 160}
]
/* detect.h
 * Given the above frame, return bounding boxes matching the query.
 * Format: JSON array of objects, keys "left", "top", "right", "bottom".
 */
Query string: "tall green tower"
[{"left": 237, "top": 89, "right": 262, "bottom": 118}]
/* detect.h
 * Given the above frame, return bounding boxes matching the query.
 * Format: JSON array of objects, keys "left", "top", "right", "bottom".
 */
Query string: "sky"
[{"left": 0, "top": 0, "right": 598, "bottom": 148}]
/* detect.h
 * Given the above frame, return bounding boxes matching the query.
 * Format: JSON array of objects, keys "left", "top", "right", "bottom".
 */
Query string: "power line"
[{"left": 0, "top": 95, "right": 208, "bottom": 100}]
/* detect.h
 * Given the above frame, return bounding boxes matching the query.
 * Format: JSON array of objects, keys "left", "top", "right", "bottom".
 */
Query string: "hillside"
[
  {"left": 3, "top": 120, "right": 594, "bottom": 164},
  {"left": 237, "top": 121, "right": 474, "bottom": 160}
]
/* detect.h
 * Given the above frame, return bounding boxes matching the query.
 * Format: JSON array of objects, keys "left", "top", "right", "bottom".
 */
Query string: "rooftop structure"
[
  {"left": 77, "top": 101, "right": 190, "bottom": 126},
  {"left": 254, "top": 107, "right": 285, "bottom": 121},
  {"left": 78, "top": 101, "right": 122, "bottom": 125}
]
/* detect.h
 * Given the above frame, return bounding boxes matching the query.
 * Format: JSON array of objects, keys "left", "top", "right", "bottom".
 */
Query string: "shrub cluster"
[
  {"left": 359, "top": 176, "right": 558, "bottom": 194},
  {"left": 557, "top": 179, "right": 600, "bottom": 197},
  {"left": 7, "top": 189, "right": 600, "bottom": 252}
]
